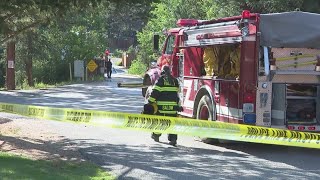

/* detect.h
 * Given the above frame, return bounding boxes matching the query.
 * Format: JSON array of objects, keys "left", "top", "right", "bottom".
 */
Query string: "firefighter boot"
[
  {"left": 151, "top": 133, "right": 160, "bottom": 142},
  {"left": 168, "top": 134, "right": 177, "bottom": 146},
  {"left": 169, "top": 140, "right": 177, "bottom": 146}
]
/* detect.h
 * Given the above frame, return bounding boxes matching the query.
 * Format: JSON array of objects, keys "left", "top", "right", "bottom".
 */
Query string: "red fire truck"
[{"left": 142, "top": 11, "right": 320, "bottom": 134}]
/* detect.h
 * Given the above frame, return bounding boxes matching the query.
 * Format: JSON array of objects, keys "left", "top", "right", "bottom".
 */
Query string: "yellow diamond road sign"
[{"left": 87, "top": 60, "right": 98, "bottom": 72}]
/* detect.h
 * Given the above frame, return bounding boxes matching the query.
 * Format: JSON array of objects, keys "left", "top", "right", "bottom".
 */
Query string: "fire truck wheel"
[{"left": 196, "top": 95, "right": 219, "bottom": 144}]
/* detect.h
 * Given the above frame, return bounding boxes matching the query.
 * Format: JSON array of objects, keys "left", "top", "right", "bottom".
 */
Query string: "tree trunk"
[
  {"left": 6, "top": 41, "right": 15, "bottom": 90},
  {"left": 26, "top": 32, "right": 34, "bottom": 87}
]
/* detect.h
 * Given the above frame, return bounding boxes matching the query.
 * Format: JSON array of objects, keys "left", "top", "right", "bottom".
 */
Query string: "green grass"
[
  {"left": 1, "top": 75, "right": 106, "bottom": 91},
  {"left": 0, "top": 152, "right": 115, "bottom": 180}
]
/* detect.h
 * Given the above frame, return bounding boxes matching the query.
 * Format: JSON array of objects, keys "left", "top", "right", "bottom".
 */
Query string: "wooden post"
[
  {"left": 85, "top": 66, "right": 87, "bottom": 81},
  {"left": 69, "top": 63, "right": 72, "bottom": 81},
  {"left": 6, "top": 41, "right": 15, "bottom": 90}
]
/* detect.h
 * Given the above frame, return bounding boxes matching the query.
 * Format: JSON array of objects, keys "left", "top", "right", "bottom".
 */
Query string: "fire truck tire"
[{"left": 196, "top": 95, "right": 219, "bottom": 144}]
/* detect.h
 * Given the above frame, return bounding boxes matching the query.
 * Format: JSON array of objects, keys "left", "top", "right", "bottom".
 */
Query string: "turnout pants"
[
  {"left": 106, "top": 68, "right": 112, "bottom": 78},
  {"left": 152, "top": 113, "right": 177, "bottom": 142}
]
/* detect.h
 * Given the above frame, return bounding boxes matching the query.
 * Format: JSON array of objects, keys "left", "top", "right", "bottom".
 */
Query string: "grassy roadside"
[
  {"left": 0, "top": 75, "right": 106, "bottom": 91},
  {"left": 0, "top": 151, "right": 115, "bottom": 180}
]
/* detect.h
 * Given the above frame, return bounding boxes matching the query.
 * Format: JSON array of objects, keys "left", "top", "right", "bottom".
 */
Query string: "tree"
[
  {"left": 0, "top": 0, "right": 158, "bottom": 88},
  {"left": 0, "top": 0, "right": 102, "bottom": 89},
  {"left": 204, "top": 0, "right": 320, "bottom": 18},
  {"left": 0, "top": 0, "right": 104, "bottom": 43},
  {"left": 21, "top": 5, "right": 108, "bottom": 85},
  {"left": 104, "top": 1, "right": 153, "bottom": 50},
  {"left": 135, "top": 0, "right": 211, "bottom": 66}
]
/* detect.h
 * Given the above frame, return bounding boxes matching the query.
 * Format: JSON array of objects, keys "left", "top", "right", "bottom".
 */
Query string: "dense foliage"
[{"left": 0, "top": 0, "right": 154, "bottom": 87}]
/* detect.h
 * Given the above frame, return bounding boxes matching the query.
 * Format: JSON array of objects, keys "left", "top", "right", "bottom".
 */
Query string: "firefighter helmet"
[{"left": 161, "top": 65, "right": 171, "bottom": 76}]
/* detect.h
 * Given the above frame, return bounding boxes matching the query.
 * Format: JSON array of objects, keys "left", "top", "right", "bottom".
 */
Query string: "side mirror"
[{"left": 153, "top": 34, "right": 159, "bottom": 51}]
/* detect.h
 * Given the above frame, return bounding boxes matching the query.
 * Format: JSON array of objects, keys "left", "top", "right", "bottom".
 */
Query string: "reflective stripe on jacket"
[{"left": 148, "top": 75, "right": 179, "bottom": 115}]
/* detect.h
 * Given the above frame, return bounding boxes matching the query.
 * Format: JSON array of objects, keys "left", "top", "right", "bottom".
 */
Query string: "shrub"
[
  {"left": 112, "top": 49, "right": 124, "bottom": 58},
  {"left": 128, "top": 59, "right": 147, "bottom": 76}
]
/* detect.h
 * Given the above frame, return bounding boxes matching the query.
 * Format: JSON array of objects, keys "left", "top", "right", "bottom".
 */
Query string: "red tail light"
[
  {"left": 298, "top": 126, "right": 305, "bottom": 131},
  {"left": 242, "top": 10, "right": 251, "bottom": 19},
  {"left": 308, "top": 126, "right": 316, "bottom": 131},
  {"left": 287, "top": 126, "right": 295, "bottom": 130},
  {"left": 244, "top": 93, "right": 254, "bottom": 103}
]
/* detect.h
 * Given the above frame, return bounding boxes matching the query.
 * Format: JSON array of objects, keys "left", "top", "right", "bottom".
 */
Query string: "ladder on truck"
[{"left": 182, "top": 20, "right": 243, "bottom": 47}]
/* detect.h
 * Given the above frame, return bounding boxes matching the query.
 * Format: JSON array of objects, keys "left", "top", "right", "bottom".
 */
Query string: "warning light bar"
[
  {"left": 242, "top": 10, "right": 251, "bottom": 19},
  {"left": 177, "top": 19, "right": 198, "bottom": 27}
]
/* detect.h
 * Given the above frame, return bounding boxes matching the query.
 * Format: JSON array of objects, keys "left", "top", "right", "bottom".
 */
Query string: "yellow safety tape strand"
[
  {"left": 1, "top": 102, "right": 320, "bottom": 149},
  {"left": 277, "top": 60, "right": 317, "bottom": 68},
  {"left": 275, "top": 54, "right": 315, "bottom": 61}
]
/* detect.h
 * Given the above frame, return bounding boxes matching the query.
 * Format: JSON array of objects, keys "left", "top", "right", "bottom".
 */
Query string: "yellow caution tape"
[{"left": 1, "top": 102, "right": 320, "bottom": 149}]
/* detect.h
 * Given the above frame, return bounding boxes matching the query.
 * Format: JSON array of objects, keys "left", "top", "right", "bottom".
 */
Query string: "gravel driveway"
[{"left": 0, "top": 113, "right": 85, "bottom": 162}]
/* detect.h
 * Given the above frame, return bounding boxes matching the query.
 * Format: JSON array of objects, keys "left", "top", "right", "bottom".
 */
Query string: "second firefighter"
[{"left": 147, "top": 65, "right": 183, "bottom": 146}]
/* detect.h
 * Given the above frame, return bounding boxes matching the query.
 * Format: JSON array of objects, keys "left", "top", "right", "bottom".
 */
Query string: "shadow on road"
[
  {"left": 215, "top": 142, "right": 320, "bottom": 171},
  {"left": 0, "top": 118, "right": 11, "bottom": 124},
  {"left": 78, "top": 141, "right": 247, "bottom": 180},
  {"left": 75, "top": 140, "right": 320, "bottom": 180}
]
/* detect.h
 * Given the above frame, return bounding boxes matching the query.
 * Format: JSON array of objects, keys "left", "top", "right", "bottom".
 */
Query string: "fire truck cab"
[{"left": 143, "top": 11, "right": 320, "bottom": 132}]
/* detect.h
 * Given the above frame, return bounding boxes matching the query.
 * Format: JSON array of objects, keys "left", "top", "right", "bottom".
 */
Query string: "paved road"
[
  {"left": 0, "top": 67, "right": 143, "bottom": 113},
  {"left": 0, "top": 67, "right": 320, "bottom": 179}
]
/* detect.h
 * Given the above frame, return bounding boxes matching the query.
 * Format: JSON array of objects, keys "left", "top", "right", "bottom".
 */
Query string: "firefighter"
[
  {"left": 105, "top": 58, "right": 112, "bottom": 78},
  {"left": 147, "top": 65, "right": 183, "bottom": 146}
]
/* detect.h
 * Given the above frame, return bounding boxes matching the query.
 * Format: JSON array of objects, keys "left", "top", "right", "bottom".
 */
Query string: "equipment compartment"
[{"left": 286, "top": 84, "right": 318, "bottom": 124}]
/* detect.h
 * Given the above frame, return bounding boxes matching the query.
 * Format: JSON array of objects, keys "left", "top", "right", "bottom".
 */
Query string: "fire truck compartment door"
[{"left": 216, "top": 81, "right": 240, "bottom": 122}]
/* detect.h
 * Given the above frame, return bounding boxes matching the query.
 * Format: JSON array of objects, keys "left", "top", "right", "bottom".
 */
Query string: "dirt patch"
[{"left": 0, "top": 117, "right": 85, "bottom": 162}]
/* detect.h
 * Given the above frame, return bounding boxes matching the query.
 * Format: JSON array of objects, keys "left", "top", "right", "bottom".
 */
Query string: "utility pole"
[{"left": 6, "top": 41, "right": 15, "bottom": 90}]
